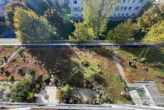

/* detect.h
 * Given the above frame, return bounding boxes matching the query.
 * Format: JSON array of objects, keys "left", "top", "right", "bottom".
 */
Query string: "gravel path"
[{"left": 112, "top": 49, "right": 149, "bottom": 88}]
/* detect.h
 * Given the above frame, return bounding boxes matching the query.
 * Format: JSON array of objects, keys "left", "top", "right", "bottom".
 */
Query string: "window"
[
  {"left": 129, "top": 7, "right": 132, "bottom": 10},
  {"left": 115, "top": 5, "right": 120, "bottom": 11},
  {"left": 135, "top": 6, "right": 139, "bottom": 10},
  {"left": 133, "top": 0, "right": 135, "bottom": 3},
  {"left": 120, "top": 6, "right": 123, "bottom": 11},
  {"left": 73, "top": 0, "right": 77, "bottom": 4},
  {"left": 123, "top": 0, "right": 126, "bottom": 3},
  {"left": 124, "top": 7, "right": 127, "bottom": 10},
  {"left": 126, "top": 13, "right": 129, "bottom": 16},
  {"left": 74, "top": 7, "right": 78, "bottom": 11},
  {"left": 74, "top": 14, "right": 78, "bottom": 17},
  {"left": 139, "top": 0, "right": 143, "bottom": 3},
  {"left": 132, "top": 13, "right": 135, "bottom": 16},
  {"left": 73, "top": 7, "right": 81, "bottom": 12},
  {"left": 138, "top": 0, "right": 143, "bottom": 4}
]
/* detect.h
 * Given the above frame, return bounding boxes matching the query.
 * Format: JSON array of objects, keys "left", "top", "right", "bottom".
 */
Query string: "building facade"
[
  {"left": 70, "top": 0, "right": 83, "bottom": 19},
  {"left": 70, "top": 0, "right": 152, "bottom": 21},
  {"left": 54, "top": 0, "right": 70, "bottom": 4}
]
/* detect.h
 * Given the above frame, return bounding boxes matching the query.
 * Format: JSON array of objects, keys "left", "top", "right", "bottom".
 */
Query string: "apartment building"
[
  {"left": 54, "top": 0, "right": 70, "bottom": 4},
  {"left": 70, "top": 0, "right": 151, "bottom": 21},
  {"left": 0, "top": 0, "right": 14, "bottom": 17}
]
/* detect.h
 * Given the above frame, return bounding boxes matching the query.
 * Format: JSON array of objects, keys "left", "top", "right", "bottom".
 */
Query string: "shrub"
[
  {"left": 56, "top": 89, "right": 66, "bottom": 102},
  {"left": 8, "top": 75, "right": 15, "bottom": 81},
  {"left": 68, "top": 69, "right": 84, "bottom": 87},
  {"left": 19, "top": 49, "right": 24, "bottom": 57},
  {"left": 27, "top": 92, "right": 34, "bottom": 102},
  {"left": 56, "top": 85, "right": 72, "bottom": 103},
  {"left": 99, "top": 96, "right": 110, "bottom": 104},
  {"left": 3, "top": 56, "right": 7, "bottom": 62},
  {"left": 5, "top": 71, "right": 11, "bottom": 77},
  {"left": 28, "top": 69, "right": 35, "bottom": 76},
  {"left": 0, "top": 67, "right": 4, "bottom": 73},
  {"left": 11, "top": 79, "right": 32, "bottom": 102},
  {"left": 82, "top": 61, "right": 90, "bottom": 67},
  {"left": 18, "top": 67, "right": 27, "bottom": 76}
]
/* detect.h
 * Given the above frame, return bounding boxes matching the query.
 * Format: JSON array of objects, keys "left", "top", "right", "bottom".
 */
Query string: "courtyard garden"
[{"left": 0, "top": 46, "right": 128, "bottom": 104}]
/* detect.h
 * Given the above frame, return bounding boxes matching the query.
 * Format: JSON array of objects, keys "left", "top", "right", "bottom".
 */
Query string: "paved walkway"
[
  {"left": 112, "top": 50, "right": 128, "bottom": 88},
  {"left": 112, "top": 50, "right": 150, "bottom": 88},
  {"left": 73, "top": 88, "right": 98, "bottom": 102},
  {"left": 35, "top": 86, "right": 58, "bottom": 104}
]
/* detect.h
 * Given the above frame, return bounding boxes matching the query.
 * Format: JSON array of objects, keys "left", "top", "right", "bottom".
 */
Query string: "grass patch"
[
  {"left": 70, "top": 48, "right": 128, "bottom": 104},
  {"left": 115, "top": 47, "right": 164, "bottom": 93}
]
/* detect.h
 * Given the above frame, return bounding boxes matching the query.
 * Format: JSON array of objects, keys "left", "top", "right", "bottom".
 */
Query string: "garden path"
[{"left": 112, "top": 49, "right": 147, "bottom": 88}]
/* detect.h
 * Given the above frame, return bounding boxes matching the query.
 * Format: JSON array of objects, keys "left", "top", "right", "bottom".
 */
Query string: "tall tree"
[
  {"left": 5, "top": 1, "right": 29, "bottom": 29},
  {"left": 82, "top": 0, "right": 120, "bottom": 38},
  {"left": 23, "top": 0, "right": 56, "bottom": 15},
  {"left": 137, "top": 4, "right": 164, "bottom": 32},
  {"left": 107, "top": 19, "right": 139, "bottom": 43},
  {"left": 143, "top": 20, "right": 164, "bottom": 44},
  {"left": 44, "top": 8, "right": 67, "bottom": 38},
  {"left": 14, "top": 8, "right": 56, "bottom": 43},
  {"left": 69, "top": 22, "right": 94, "bottom": 40}
]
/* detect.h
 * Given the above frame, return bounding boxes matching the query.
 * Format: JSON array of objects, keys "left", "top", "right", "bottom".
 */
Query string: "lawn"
[
  {"left": 114, "top": 47, "right": 164, "bottom": 93},
  {"left": 0, "top": 47, "right": 128, "bottom": 104}
]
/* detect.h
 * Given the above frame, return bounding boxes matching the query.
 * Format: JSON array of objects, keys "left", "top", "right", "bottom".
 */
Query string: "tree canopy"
[
  {"left": 14, "top": 8, "right": 56, "bottom": 42},
  {"left": 70, "top": 0, "right": 120, "bottom": 40},
  {"left": 83, "top": 0, "right": 120, "bottom": 37},
  {"left": 107, "top": 19, "right": 139, "bottom": 42},
  {"left": 137, "top": 4, "right": 164, "bottom": 32},
  {"left": 69, "top": 22, "right": 95, "bottom": 40},
  {"left": 22, "top": 0, "right": 56, "bottom": 15},
  {"left": 5, "top": 1, "right": 29, "bottom": 29},
  {"left": 44, "top": 8, "right": 67, "bottom": 38},
  {"left": 11, "top": 78, "right": 33, "bottom": 102},
  {"left": 143, "top": 20, "right": 164, "bottom": 44}
]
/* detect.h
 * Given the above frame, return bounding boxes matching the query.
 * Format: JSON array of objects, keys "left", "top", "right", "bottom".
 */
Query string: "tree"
[
  {"left": 71, "top": 0, "right": 120, "bottom": 40},
  {"left": 107, "top": 19, "right": 139, "bottom": 43},
  {"left": 44, "top": 8, "right": 67, "bottom": 38},
  {"left": 69, "top": 22, "right": 94, "bottom": 41},
  {"left": 5, "top": 1, "right": 29, "bottom": 29},
  {"left": 11, "top": 79, "right": 32, "bottom": 102},
  {"left": 13, "top": 8, "right": 56, "bottom": 43},
  {"left": 143, "top": 20, "right": 164, "bottom": 44},
  {"left": 23, "top": 0, "right": 55, "bottom": 15},
  {"left": 137, "top": 4, "right": 164, "bottom": 32},
  {"left": 83, "top": 0, "right": 120, "bottom": 37}
]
